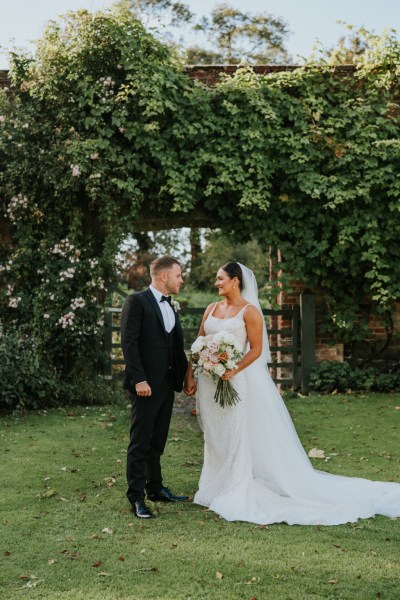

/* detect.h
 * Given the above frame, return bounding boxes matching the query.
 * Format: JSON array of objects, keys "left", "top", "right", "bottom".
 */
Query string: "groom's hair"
[
  {"left": 150, "top": 256, "right": 180, "bottom": 277},
  {"left": 222, "top": 262, "right": 243, "bottom": 290}
]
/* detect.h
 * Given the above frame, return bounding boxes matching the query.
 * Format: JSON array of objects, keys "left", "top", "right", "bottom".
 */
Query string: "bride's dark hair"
[{"left": 221, "top": 262, "right": 243, "bottom": 290}]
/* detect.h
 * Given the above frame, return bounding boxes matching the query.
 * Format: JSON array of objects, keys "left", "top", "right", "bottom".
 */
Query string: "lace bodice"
[{"left": 204, "top": 303, "right": 249, "bottom": 351}]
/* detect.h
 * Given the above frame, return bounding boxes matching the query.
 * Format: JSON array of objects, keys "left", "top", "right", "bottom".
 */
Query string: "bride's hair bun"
[{"left": 221, "top": 262, "right": 243, "bottom": 290}]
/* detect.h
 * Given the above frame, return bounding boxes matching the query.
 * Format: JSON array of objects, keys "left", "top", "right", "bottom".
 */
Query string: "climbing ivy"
[{"left": 1, "top": 7, "right": 400, "bottom": 404}]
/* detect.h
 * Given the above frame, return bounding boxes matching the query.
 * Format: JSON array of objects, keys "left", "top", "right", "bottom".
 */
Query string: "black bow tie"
[{"left": 160, "top": 295, "right": 172, "bottom": 306}]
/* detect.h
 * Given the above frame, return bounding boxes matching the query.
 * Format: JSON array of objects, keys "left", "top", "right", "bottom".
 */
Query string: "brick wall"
[
  {"left": 1, "top": 64, "right": 357, "bottom": 92},
  {"left": 184, "top": 64, "right": 356, "bottom": 86},
  {"left": 276, "top": 275, "right": 400, "bottom": 367}
]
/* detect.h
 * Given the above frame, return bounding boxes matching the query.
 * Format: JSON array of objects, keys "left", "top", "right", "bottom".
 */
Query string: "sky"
[{"left": 1, "top": 0, "right": 400, "bottom": 69}]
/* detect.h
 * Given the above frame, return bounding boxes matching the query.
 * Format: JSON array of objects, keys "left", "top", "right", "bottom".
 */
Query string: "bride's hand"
[{"left": 221, "top": 369, "right": 237, "bottom": 381}]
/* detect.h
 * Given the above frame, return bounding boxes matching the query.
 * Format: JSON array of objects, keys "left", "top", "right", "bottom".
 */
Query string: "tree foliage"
[
  {"left": 188, "top": 4, "right": 289, "bottom": 64},
  {"left": 123, "top": 0, "right": 290, "bottom": 64},
  {"left": 1, "top": 7, "right": 400, "bottom": 405}
]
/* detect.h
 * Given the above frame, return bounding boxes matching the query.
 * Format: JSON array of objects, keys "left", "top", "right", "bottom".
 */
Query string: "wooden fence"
[{"left": 104, "top": 290, "right": 315, "bottom": 394}]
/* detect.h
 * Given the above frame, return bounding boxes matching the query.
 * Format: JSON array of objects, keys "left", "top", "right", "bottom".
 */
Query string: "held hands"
[
  {"left": 135, "top": 381, "right": 152, "bottom": 397},
  {"left": 184, "top": 377, "right": 197, "bottom": 396}
]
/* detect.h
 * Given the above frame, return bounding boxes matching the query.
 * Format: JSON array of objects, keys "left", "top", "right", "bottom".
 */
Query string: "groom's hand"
[{"left": 135, "top": 381, "right": 152, "bottom": 397}]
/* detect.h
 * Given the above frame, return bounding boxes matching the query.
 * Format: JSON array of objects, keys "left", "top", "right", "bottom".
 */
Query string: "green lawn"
[{"left": 1, "top": 393, "right": 399, "bottom": 599}]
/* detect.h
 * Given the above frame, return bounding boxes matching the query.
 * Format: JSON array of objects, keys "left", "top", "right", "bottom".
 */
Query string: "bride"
[{"left": 184, "top": 262, "right": 400, "bottom": 526}]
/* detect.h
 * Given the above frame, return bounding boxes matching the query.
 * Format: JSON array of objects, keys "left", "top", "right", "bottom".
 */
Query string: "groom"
[{"left": 121, "top": 256, "right": 195, "bottom": 518}]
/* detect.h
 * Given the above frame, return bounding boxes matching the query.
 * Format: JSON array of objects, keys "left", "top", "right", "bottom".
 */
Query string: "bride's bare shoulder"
[
  {"left": 243, "top": 304, "right": 263, "bottom": 322},
  {"left": 204, "top": 301, "right": 219, "bottom": 315}
]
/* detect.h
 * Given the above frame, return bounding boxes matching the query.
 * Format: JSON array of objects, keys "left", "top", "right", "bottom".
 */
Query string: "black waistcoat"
[{"left": 167, "top": 325, "right": 176, "bottom": 371}]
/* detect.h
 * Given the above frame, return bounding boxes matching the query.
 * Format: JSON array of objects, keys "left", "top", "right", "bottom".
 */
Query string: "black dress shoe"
[
  {"left": 147, "top": 487, "right": 189, "bottom": 503},
  {"left": 132, "top": 499, "right": 156, "bottom": 518}
]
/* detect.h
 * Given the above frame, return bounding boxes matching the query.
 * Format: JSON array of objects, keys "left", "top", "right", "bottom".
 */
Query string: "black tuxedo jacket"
[{"left": 120, "top": 289, "right": 188, "bottom": 394}]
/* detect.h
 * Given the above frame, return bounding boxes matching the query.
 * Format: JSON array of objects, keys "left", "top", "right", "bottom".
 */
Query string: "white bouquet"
[{"left": 190, "top": 331, "right": 243, "bottom": 408}]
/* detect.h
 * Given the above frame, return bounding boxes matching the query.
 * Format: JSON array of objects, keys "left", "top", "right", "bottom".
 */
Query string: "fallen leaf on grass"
[
  {"left": 101, "top": 527, "right": 114, "bottom": 535},
  {"left": 4, "top": 551, "right": 11, "bottom": 556},
  {"left": 134, "top": 567, "right": 158, "bottom": 573},
  {"left": 36, "top": 489, "right": 57, "bottom": 500},
  {"left": 104, "top": 477, "right": 117, "bottom": 487},
  {"left": 98, "top": 572, "right": 111, "bottom": 577},
  {"left": 48, "top": 558, "right": 56, "bottom": 565},
  {"left": 308, "top": 448, "right": 325, "bottom": 459},
  {"left": 216, "top": 571, "right": 223, "bottom": 580},
  {"left": 91, "top": 561, "right": 102, "bottom": 568},
  {"left": 244, "top": 576, "right": 260, "bottom": 584},
  {"left": 118, "top": 555, "right": 126, "bottom": 561},
  {"left": 180, "top": 460, "right": 200, "bottom": 467},
  {"left": 168, "top": 437, "right": 185, "bottom": 442},
  {"left": 328, "top": 579, "right": 338, "bottom": 584},
  {"left": 19, "top": 575, "right": 38, "bottom": 587},
  {"left": 395, "top": 406, "right": 400, "bottom": 411},
  {"left": 23, "top": 579, "right": 43, "bottom": 588}
]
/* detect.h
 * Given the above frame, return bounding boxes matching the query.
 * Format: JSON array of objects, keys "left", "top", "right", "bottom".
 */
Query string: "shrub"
[
  {"left": 309, "top": 360, "right": 400, "bottom": 394},
  {"left": 0, "top": 322, "right": 57, "bottom": 410},
  {"left": 0, "top": 321, "right": 118, "bottom": 411}
]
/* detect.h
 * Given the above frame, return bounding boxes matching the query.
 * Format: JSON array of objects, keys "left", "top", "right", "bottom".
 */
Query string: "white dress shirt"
[{"left": 149, "top": 285, "right": 175, "bottom": 333}]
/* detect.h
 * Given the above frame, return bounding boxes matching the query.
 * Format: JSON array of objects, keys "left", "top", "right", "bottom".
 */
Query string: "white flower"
[
  {"left": 200, "top": 349, "right": 210, "bottom": 361},
  {"left": 71, "top": 164, "right": 81, "bottom": 177},
  {"left": 58, "top": 312, "right": 75, "bottom": 328},
  {"left": 8, "top": 296, "right": 21, "bottom": 308},
  {"left": 213, "top": 363, "right": 226, "bottom": 377},
  {"left": 206, "top": 340, "right": 218, "bottom": 352},
  {"left": 44, "top": 313, "right": 50, "bottom": 319},
  {"left": 70, "top": 297, "right": 85, "bottom": 310},
  {"left": 59, "top": 267, "right": 75, "bottom": 280},
  {"left": 226, "top": 359, "right": 236, "bottom": 370},
  {"left": 0, "top": 115, "right": 5, "bottom": 122},
  {"left": 90, "top": 153, "right": 99, "bottom": 160},
  {"left": 203, "top": 361, "right": 213, "bottom": 371},
  {"left": 171, "top": 299, "right": 180, "bottom": 312},
  {"left": 6, "top": 194, "right": 29, "bottom": 222},
  {"left": 191, "top": 337, "right": 204, "bottom": 353}
]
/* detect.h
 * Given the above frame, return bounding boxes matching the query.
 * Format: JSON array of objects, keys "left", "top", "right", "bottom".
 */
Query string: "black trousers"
[{"left": 126, "top": 372, "right": 175, "bottom": 504}]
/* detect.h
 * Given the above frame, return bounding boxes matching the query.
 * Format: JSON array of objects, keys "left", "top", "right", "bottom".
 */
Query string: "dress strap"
[
  {"left": 209, "top": 302, "right": 218, "bottom": 316},
  {"left": 237, "top": 303, "right": 251, "bottom": 317}
]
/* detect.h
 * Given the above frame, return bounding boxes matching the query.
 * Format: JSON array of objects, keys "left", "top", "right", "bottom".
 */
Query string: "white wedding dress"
[{"left": 194, "top": 303, "right": 400, "bottom": 525}]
